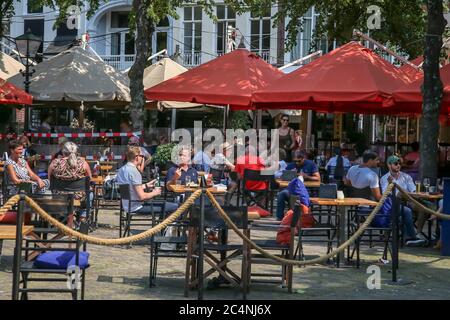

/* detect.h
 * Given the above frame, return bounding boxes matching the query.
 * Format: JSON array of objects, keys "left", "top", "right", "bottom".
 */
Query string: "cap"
[
  {"left": 128, "top": 135, "right": 140, "bottom": 146},
  {"left": 292, "top": 150, "right": 307, "bottom": 161},
  {"left": 387, "top": 155, "right": 401, "bottom": 165}
]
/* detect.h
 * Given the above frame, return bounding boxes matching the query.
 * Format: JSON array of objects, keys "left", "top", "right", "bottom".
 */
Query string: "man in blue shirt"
[
  {"left": 166, "top": 147, "right": 199, "bottom": 186},
  {"left": 285, "top": 150, "right": 321, "bottom": 181}
]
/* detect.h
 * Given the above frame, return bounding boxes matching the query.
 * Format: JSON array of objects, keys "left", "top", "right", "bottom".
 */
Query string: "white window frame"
[
  {"left": 216, "top": 5, "right": 236, "bottom": 55},
  {"left": 183, "top": 6, "right": 202, "bottom": 55},
  {"left": 249, "top": 9, "right": 271, "bottom": 56},
  {"left": 106, "top": 11, "right": 134, "bottom": 56}
]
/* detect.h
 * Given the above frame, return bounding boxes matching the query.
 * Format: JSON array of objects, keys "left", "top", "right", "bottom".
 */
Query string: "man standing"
[{"left": 380, "top": 155, "right": 427, "bottom": 246}]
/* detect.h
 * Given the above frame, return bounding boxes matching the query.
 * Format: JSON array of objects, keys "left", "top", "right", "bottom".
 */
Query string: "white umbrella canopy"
[
  {"left": 143, "top": 57, "right": 202, "bottom": 110},
  {"left": 0, "top": 52, "right": 24, "bottom": 79},
  {"left": 8, "top": 46, "right": 130, "bottom": 106}
]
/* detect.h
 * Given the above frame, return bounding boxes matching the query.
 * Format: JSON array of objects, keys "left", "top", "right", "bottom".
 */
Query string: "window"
[
  {"left": 27, "top": 1, "right": 43, "bottom": 14},
  {"left": 183, "top": 6, "right": 202, "bottom": 54},
  {"left": 216, "top": 5, "right": 236, "bottom": 54},
  {"left": 291, "top": 7, "right": 326, "bottom": 61},
  {"left": 56, "top": 23, "right": 77, "bottom": 37},
  {"left": 24, "top": 19, "right": 44, "bottom": 54},
  {"left": 111, "top": 12, "right": 129, "bottom": 29},
  {"left": 250, "top": 8, "right": 271, "bottom": 57}
]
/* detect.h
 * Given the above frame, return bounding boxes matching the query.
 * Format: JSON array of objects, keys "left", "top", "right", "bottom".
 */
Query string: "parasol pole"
[
  {"left": 79, "top": 101, "right": 85, "bottom": 128},
  {"left": 353, "top": 30, "right": 420, "bottom": 70},
  {"left": 223, "top": 104, "right": 229, "bottom": 133}
]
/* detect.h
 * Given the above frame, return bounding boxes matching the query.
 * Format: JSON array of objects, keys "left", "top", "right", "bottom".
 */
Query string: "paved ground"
[{"left": 1, "top": 206, "right": 450, "bottom": 300}]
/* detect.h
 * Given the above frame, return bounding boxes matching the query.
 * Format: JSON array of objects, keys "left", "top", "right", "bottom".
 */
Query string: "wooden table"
[
  {"left": 168, "top": 185, "right": 227, "bottom": 194},
  {"left": 91, "top": 176, "right": 104, "bottom": 185},
  {"left": 0, "top": 225, "right": 34, "bottom": 240},
  {"left": 309, "top": 197, "right": 378, "bottom": 263},
  {"left": 276, "top": 179, "right": 321, "bottom": 189},
  {"left": 406, "top": 192, "right": 443, "bottom": 201}
]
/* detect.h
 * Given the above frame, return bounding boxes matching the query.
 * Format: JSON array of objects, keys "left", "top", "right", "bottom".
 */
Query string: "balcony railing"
[
  {"left": 101, "top": 54, "right": 135, "bottom": 71},
  {"left": 183, "top": 52, "right": 202, "bottom": 68}
]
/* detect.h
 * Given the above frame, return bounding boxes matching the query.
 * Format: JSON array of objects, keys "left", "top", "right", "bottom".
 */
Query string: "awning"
[
  {"left": 0, "top": 77, "right": 33, "bottom": 105},
  {"left": 145, "top": 49, "right": 284, "bottom": 109},
  {"left": 252, "top": 42, "right": 412, "bottom": 114}
]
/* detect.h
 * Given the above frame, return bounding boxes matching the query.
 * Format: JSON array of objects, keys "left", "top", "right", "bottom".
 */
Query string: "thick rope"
[
  {"left": 18, "top": 190, "right": 201, "bottom": 246},
  {"left": 0, "top": 195, "right": 20, "bottom": 215},
  {"left": 395, "top": 183, "right": 449, "bottom": 220},
  {"left": 206, "top": 183, "right": 395, "bottom": 266}
]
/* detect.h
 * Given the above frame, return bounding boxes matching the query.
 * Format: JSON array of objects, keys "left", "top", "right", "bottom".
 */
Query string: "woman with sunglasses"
[{"left": 278, "top": 114, "right": 296, "bottom": 163}]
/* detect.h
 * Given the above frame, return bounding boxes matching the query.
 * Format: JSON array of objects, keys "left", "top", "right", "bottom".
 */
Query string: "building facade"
[{"left": 3, "top": 0, "right": 323, "bottom": 70}]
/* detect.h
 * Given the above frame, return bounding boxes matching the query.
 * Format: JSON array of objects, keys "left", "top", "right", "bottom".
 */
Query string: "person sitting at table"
[
  {"left": 379, "top": 155, "right": 427, "bottom": 246},
  {"left": 402, "top": 142, "right": 420, "bottom": 181},
  {"left": 344, "top": 151, "right": 382, "bottom": 201},
  {"left": 234, "top": 145, "right": 268, "bottom": 207},
  {"left": 192, "top": 141, "right": 211, "bottom": 172},
  {"left": 210, "top": 142, "right": 237, "bottom": 206},
  {"left": 166, "top": 147, "right": 199, "bottom": 187},
  {"left": 48, "top": 141, "right": 92, "bottom": 221},
  {"left": 52, "top": 137, "right": 69, "bottom": 160},
  {"left": 325, "top": 148, "right": 351, "bottom": 177},
  {"left": 17, "top": 135, "right": 37, "bottom": 159},
  {"left": 5, "top": 139, "right": 49, "bottom": 195},
  {"left": 116, "top": 146, "right": 178, "bottom": 215},
  {"left": 274, "top": 149, "right": 289, "bottom": 179},
  {"left": 127, "top": 135, "right": 151, "bottom": 173},
  {"left": 276, "top": 175, "right": 310, "bottom": 221},
  {"left": 285, "top": 150, "right": 321, "bottom": 182}
]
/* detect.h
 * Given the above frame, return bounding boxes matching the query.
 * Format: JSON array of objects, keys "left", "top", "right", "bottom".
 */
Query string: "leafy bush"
[{"left": 152, "top": 143, "right": 176, "bottom": 166}]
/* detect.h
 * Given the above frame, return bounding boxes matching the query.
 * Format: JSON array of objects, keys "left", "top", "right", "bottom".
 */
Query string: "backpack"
[{"left": 103, "top": 176, "right": 120, "bottom": 200}]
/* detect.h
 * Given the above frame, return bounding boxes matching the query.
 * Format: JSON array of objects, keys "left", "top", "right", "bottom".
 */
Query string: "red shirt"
[{"left": 235, "top": 155, "right": 267, "bottom": 191}]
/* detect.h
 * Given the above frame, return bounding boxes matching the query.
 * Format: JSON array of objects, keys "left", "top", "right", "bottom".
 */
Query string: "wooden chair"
[
  {"left": 247, "top": 195, "right": 301, "bottom": 293},
  {"left": 13, "top": 194, "right": 90, "bottom": 300},
  {"left": 185, "top": 202, "right": 249, "bottom": 299}
]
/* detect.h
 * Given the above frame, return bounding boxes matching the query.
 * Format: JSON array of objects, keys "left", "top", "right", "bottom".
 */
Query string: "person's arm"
[
  {"left": 370, "top": 177, "right": 382, "bottom": 201},
  {"left": 48, "top": 162, "right": 54, "bottom": 180},
  {"left": 371, "top": 188, "right": 382, "bottom": 201},
  {"left": 6, "top": 165, "right": 29, "bottom": 185},
  {"left": 83, "top": 161, "right": 92, "bottom": 179},
  {"left": 134, "top": 184, "right": 162, "bottom": 201},
  {"left": 166, "top": 167, "right": 182, "bottom": 187},
  {"left": 289, "top": 128, "right": 296, "bottom": 150},
  {"left": 301, "top": 171, "right": 321, "bottom": 181},
  {"left": 25, "top": 161, "right": 44, "bottom": 187}
]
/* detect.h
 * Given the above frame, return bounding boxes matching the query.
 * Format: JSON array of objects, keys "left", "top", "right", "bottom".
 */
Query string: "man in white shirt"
[
  {"left": 344, "top": 152, "right": 382, "bottom": 201},
  {"left": 380, "top": 155, "right": 426, "bottom": 245}
]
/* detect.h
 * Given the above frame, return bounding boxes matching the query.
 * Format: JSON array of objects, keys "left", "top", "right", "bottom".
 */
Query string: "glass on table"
[
  {"left": 176, "top": 180, "right": 181, "bottom": 186},
  {"left": 415, "top": 180, "right": 421, "bottom": 193},
  {"left": 185, "top": 176, "right": 191, "bottom": 186},
  {"left": 423, "top": 178, "right": 431, "bottom": 194}
]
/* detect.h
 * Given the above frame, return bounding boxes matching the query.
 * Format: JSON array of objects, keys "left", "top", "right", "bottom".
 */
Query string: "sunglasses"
[{"left": 282, "top": 119, "right": 289, "bottom": 122}]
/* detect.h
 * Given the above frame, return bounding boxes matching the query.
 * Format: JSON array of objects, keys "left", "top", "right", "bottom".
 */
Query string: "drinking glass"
[
  {"left": 185, "top": 176, "right": 191, "bottom": 186},
  {"left": 423, "top": 178, "right": 430, "bottom": 194},
  {"left": 415, "top": 180, "right": 421, "bottom": 193}
]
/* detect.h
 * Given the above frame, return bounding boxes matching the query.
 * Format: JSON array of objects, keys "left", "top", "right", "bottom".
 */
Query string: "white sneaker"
[
  {"left": 405, "top": 238, "right": 427, "bottom": 246},
  {"left": 416, "top": 233, "right": 428, "bottom": 241}
]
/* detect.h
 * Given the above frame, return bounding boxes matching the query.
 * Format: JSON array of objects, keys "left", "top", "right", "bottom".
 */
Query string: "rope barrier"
[
  {"left": 0, "top": 195, "right": 20, "bottom": 215},
  {"left": 0, "top": 190, "right": 201, "bottom": 246},
  {"left": 206, "top": 183, "right": 395, "bottom": 266},
  {"left": 395, "top": 183, "right": 449, "bottom": 220}
]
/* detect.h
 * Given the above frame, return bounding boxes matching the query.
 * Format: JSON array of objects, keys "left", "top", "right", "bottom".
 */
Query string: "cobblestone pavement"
[{"left": 1, "top": 207, "right": 450, "bottom": 300}]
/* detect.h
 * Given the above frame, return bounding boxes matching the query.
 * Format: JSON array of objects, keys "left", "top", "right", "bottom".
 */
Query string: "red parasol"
[
  {"left": 252, "top": 42, "right": 412, "bottom": 114},
  {"left": 0, "top": 77, "right": 33, "bottom": 105},
  {"left": 144, "top": 49, "right": 284, "bottom": 109}
]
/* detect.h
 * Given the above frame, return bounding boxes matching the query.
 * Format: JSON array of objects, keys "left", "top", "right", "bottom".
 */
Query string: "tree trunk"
[
  {"left": 128, "top": 0, "right": 154, "bottom": 131},
  {"left": 276, "top": 0, "right": 286, "bottom": 67},
  {"left": 0, "top": 1, "right": 14, "bottom": 37},
  {"left": 420, "top": 0, "right": 446, "bottom": 181}
]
